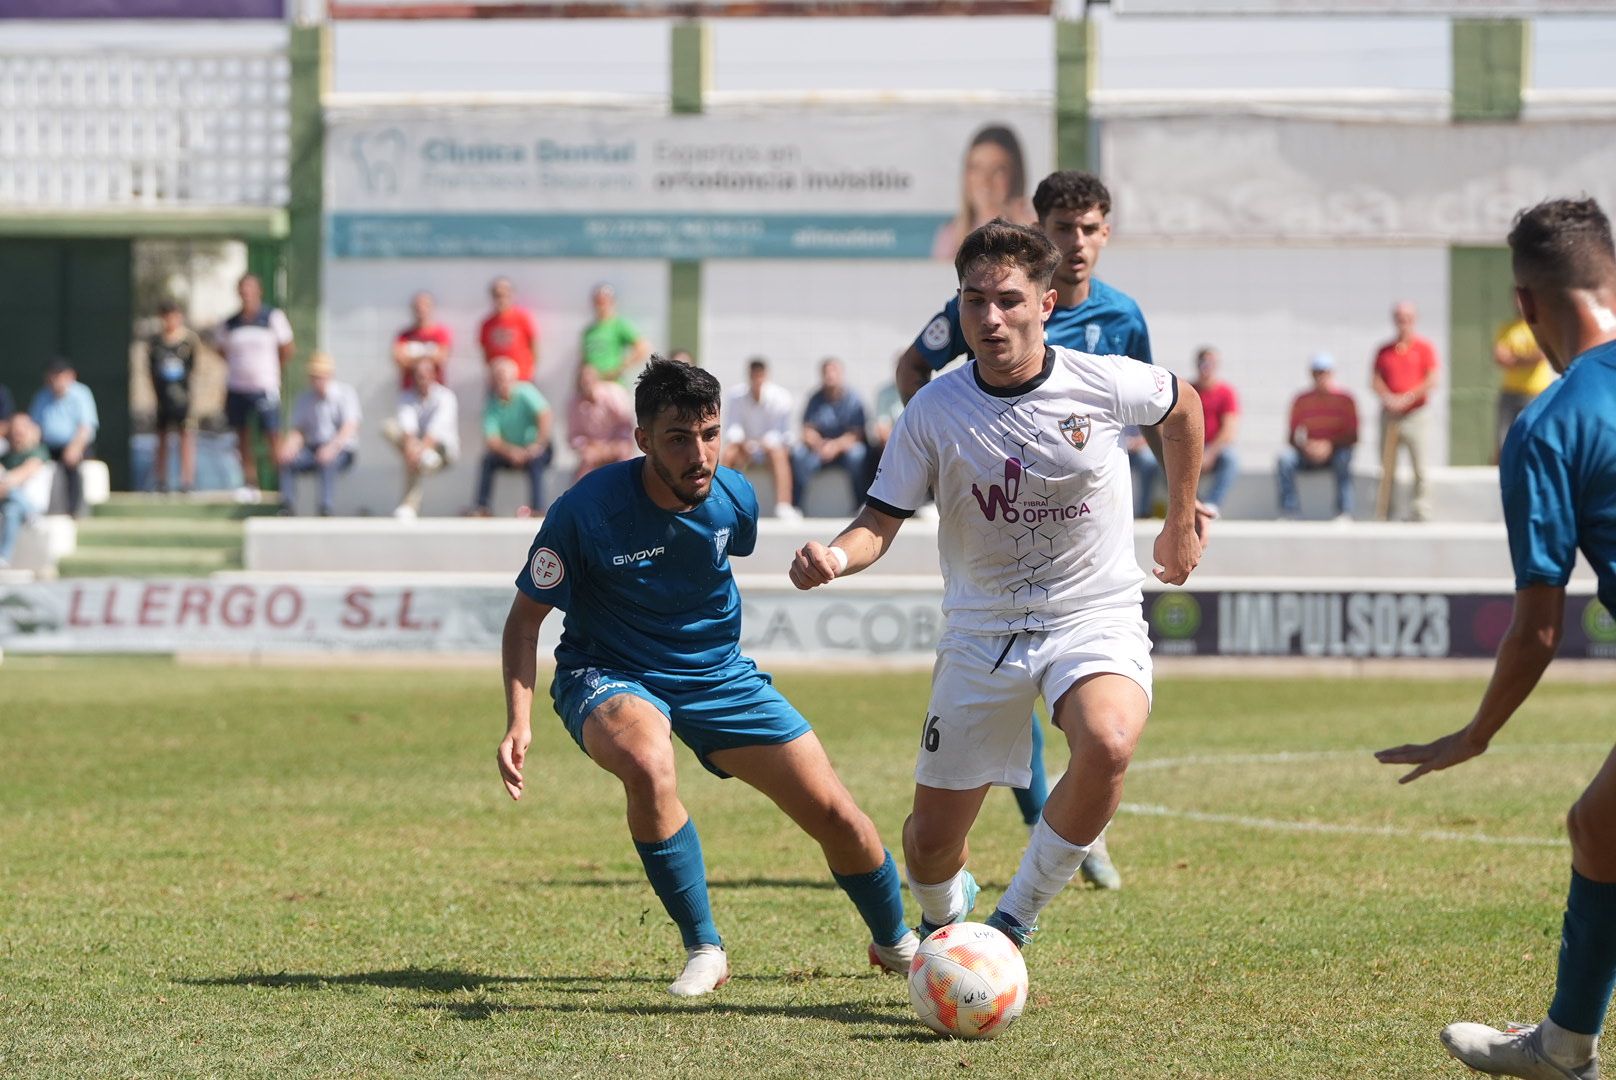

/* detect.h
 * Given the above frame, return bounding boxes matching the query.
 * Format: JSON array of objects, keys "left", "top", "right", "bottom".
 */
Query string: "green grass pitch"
[{"left": 1, "top": 657, "right": 1606, "bottom": 1078}]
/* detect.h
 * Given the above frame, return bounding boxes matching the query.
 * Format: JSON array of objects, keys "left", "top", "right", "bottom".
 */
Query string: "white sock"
[
  {"left": 907, "top": 867, "right": 968, "bottom": 926},
  {"left": 997, "top": 815, "right": 1094, "bottom": 928},
  {"left": 1541, "top": 1016, "right": 1599, "bottom": 1066}
]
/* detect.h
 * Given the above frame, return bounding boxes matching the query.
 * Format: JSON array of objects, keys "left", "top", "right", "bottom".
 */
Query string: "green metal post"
[
  {"left": 1452, "top": 19, "right": 1528, "bottom": 122},
  {"left": 1055, "top": 18, "right": 1095, "bottom": 172},
  {"left": 1448, "top": 246, "right": 1517, "bottom": 466},
  {"left": 669, "top": 21, "right": 708, "bottom": 362},
  {"left": 286, "top": 23, "right": 327, "bottom": 393}
]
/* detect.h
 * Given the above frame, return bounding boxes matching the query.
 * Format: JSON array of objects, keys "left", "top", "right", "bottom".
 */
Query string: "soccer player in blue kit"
[
  {"left": 893, "top": 171, "right": 1154, "bottom": 891},
  {"left": 1377, "top": 198, "right": 1616, "bottom": 1079},
  {"left": 496, "top": 357, "right": 918, "bottom": 998}
]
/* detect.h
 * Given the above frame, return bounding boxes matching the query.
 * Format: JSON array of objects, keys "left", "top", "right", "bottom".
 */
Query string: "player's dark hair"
[
  {"left": 1509, "top": 197, "right": 1616, "bottom": 291},
  {"left": 157, "top": 299, "right": 181, "bottom": 316},
  {"left": 747, "top": 357, "right": 768, "bottom": 375},
  {"left": 635, "top": 355, "right": 722, "bottom": 427},
  {"left": 954, "top": 218, "right": 1060, "bottom": 292},
  {"left": 1032, "top": 170, "right": 1111, "bottom": 222}
]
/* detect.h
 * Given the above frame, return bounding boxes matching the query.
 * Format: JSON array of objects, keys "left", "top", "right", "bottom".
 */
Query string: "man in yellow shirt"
[{"left": 1494, "top": 318, "right": 1555, "bottom": 461}]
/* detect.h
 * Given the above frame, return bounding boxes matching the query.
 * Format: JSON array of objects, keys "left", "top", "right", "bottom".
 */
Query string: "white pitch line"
[
  {"left": 1117, "top": 802, "right": 1564, "bottom": 848},
  {"left": 1109, "top": 745, "right": 1606, "bottom": 848}
]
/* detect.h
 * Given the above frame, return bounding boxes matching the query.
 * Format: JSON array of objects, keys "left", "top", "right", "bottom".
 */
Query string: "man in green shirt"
[
  {"left": 582, "top": 283, "right": 650, "bottom": 383},
  {"left": 0, "top": 414, "right": 50, "bottom": 567},
  {"left": 475, "top": 358, "right": 553, "bottom": 517}
]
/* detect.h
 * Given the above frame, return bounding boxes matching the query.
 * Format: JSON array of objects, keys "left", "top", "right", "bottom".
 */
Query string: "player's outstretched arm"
[
  {"left": 1375, "top": 584, "right": 1564, "bottom": 783},
  {"left": 1151, "top": 381, "right": 1205, "bottom": 586},
  {"left": 498, "top": 592, "right": 552, "bottom": 801},
  {"left": 790, "top": 504, "right": 905, "bottom": 590}
]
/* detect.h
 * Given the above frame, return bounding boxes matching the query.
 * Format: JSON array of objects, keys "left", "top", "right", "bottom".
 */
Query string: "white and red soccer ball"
[{"left": 907, "top": 922, "right": 1029, "bottom": 1039}]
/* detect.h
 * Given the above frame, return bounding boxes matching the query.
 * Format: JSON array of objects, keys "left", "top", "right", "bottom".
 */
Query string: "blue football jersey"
[
  {"left": 1501, "top": 338, "right": 1616, "bottom": 611},
  {"left": 515, "top": 459, "right": 759, "bottom": 677},
  {"left": 910, "top": 277, "right": 1153, "bottom": 369}
]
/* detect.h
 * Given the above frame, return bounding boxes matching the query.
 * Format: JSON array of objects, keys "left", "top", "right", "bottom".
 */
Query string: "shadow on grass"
[
  {"left": 180, "top": 968, "right": 544, "bottom": 994},
  {"left": 513, "top": 999, "right": 915, "bottom": 1028}
]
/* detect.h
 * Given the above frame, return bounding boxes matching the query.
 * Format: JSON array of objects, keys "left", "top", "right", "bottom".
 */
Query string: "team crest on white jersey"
[
  {"left": 1084, "top": 322, "right": 1102, "bottom": 351},
  {"left": 1059, "top": 413, "right": 1091, "bottom": 450},
  {"left": 712, "top": 527, "right": 731, "bottom": 559}
]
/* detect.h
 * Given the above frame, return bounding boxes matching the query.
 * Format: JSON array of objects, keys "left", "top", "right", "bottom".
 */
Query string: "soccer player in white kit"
[{"left": 790, "top": 220, "right": 1205, "bottom": 948}]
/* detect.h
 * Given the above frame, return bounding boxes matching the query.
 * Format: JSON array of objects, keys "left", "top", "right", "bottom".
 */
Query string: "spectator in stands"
[
  {"left": 0, "top": 414, "right": 49, "bottom": 568},
  {"left": 148, "top": 299, "right": 200, "bottom": 494},
  {"left": 29, "top": 358, "right": 98, "bottom": 518},
  {"left": 216, "top": 273, "right": 292, "bottom": 502},
  {"left": 567, "top": 362, "right": 637, "bottom": 481},
  {"left": 1193, "top": 346, "right": 1240, "bottom": 515},
  {"left": 479, "top": 277, "right": 539, "bottom": 383},
  {"left": 1277, "top": 352, "right": 1359, "bottom": 521},
  {"left": 276, "top": 352, "right": 360, "bottom": 517},
  {"left": 393, "top": 290, "right": 452, "bottom": 392},
  {"left": 0, "top": 381, "right": 15, "bottom": 451},
  {"left": 582, "top": 283, "right": 650, "bottom": 383},
  {"left": 1372, "top": 300, "right": 1440, "bottom": 521},
  {"left": 792, "top": 357, "right": 869, "bottom": 510},
  {"left": 721, "top": 357, "right": 799, "bottom": 520},
  {"left": 383, "top": 356, "right": 459, "bottom": 519},
  {"left": 1493, "top": 316, "right": 1554, "bottom": 460},
  {"left": 475, "top": 356, "right": 552, "bottom": 517}
]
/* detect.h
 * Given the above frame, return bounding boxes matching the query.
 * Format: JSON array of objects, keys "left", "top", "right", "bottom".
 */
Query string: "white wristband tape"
[{"left": 828, "top": 546, "right": 849, "bottom": 576}]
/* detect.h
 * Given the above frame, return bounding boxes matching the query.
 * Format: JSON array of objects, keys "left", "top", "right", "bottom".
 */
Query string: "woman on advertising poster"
[{"left": 931, "top": 124, "right": 1035, "bottom": 260}]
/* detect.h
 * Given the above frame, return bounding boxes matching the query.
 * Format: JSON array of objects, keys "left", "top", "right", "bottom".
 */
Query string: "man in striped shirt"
[{"left": 1276, "top": 353, "right": 1359, "bottom": 520}]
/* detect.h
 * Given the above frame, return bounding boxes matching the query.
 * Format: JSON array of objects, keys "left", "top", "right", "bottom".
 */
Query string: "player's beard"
[{"left": 649, "top": 451, "right": 711, "bottom": 508}]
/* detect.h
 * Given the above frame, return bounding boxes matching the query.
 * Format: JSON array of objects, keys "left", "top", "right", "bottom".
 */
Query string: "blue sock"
[
  {"left": 1011, "top": 711, "right": 1050, "bottom": 825},
  {"left": 833, "top": 850, "right": 908, "bottom": 947},
  {"left": 1549, "top": 869, "right": 1616, "bottom": 1036},
  {"left": 634, "top": 818, "right": 721, "bottom": 950}
]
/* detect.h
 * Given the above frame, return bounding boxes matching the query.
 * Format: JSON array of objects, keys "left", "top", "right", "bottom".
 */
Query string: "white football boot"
[
  {"left": 1440, "top": 1021, "right": 1599, "bottom": 1079},
  {"left": 668, "top": 944, "right": 729, "bottom": 998}
]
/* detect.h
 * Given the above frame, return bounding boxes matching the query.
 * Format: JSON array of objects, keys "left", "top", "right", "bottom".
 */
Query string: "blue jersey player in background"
[
  {"left": 892, "top": 171, "right": 1153, "bottom": 892},
  {"left": 1378, "top": 198, "right": 1616, "bottom": 1080},
  {"left": 497, "top": 357, "right": 918, "bottom": 998}
]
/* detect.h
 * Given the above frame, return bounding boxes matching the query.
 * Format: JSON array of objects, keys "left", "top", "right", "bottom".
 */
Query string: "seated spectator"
[
  {"left": 1125, "top": 429, "right": 1157, "bottom": 518},
  {"left": 568, "top": 363, "right": 636, "bottom": 481},
  {"left": 0, "top": 414, "right": 49, "bottom": 568},
  {"left": 383, "top": 356, "right": 459, "bottom": 519},
  {"left": 791, "top": 357, "right": 869, "bottom": 510},
  {"left": 0, "top": 380, "right": 15, "bottom": 452},
  {"left": 28, "top": 358, "right": 98, "bottom": 517},
  {"left": 393, "top": 290, "right": 452, "bottom": 392},
  {"left": 277, "top": 352, "right": 360, "bottom": 517},
  {"left": 868, "top": 379, "right": 903, "bottom": 477},
  {"left": 1277, "top": 352, "right": 1359, "bottom": 521},
  {"left": 582, "top": 283, "right": 650, "bottom": 383},
  {"left": 720, "top": 357, "right": 798, "bottom": 520},
  {"left": 475, "top": 356, "right": 553, "bottom": 517},
  {"left": 148, "top": 299, "right": 201, "bottom": 493},
  {"left": 1193, "top": 346, "right": 1240, "bottom": 515}
]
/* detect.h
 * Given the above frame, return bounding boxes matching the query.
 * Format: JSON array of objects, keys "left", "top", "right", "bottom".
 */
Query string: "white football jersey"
[{"left": 869, "top": 346, "right": 1177, "bottom": 635}]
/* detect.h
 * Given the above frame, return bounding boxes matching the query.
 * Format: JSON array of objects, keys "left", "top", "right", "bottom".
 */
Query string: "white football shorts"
[{"left": 915, "top": 609, "right": 1154, "bottom": 791}]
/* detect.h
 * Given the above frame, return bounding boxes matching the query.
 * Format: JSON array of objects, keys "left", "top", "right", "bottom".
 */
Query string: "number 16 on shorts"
[{"left": 922, "top": 714, "right": 942, "bottom": 752}]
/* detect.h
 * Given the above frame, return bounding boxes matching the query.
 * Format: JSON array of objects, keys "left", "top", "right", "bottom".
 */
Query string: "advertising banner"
[
  {"left": 1103, "top": 115, "right": 1616, "bottom": 246},
  {"left": 327, "top": 107, "right": 1053, "bottom": 259},
  {"left": 328, "top": 0, "right": 1050, "bottom": 18},
  {"left": 6, "top": 579, "right": 1616, "bottom": 662},
  {"left": 0, "top": 0, "right": 281, "bottom": 15}
]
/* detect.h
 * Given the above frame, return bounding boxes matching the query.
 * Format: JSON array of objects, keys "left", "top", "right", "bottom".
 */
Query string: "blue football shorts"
[{"left": 550, "top": 660, "right": 812, "bottom": 778}]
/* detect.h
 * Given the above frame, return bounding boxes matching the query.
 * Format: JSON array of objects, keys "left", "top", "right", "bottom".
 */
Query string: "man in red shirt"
[
  {"left": 1278, "top": 352, "right": 1359, "bottom": 520},
  {"left": 1193, "top": 346, "right": 1240, "bottom": 514},
  {"left": 1372, "top": 300, "right": 1440, "bottom": 521},
  {"left": 392, "top": 291, "right": 452, "bottom": 391},
  {"left": 479, "top": 277, "right": 540, "bottom": 383}
]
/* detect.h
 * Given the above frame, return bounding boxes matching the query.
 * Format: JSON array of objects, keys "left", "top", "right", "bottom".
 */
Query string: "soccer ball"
[{"left": 908, "top": 922, "right": 1029, "bottom": 1039}]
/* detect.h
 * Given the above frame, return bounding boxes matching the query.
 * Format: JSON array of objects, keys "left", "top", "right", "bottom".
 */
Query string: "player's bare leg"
[
  {"left": 904, "top": 784, "right": 991, "bottom": 937},
  {"left": 987, "top": 673, "right": 1147, "bottom": 948},
  {"left": 581, "top": 695, "right": 727, "bottom": 997},
  {"left": 765, "top": 444, "right": 800, "bottom": 519},
  {"left": 1442, "top": 742, "right": 1616, "bottom": 1079},
  {"left": 713, "top": 732, "right": 917, "bottom": 973},
  {"left": 235, "top": 424, "right": 258, "bottom": 489}
]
